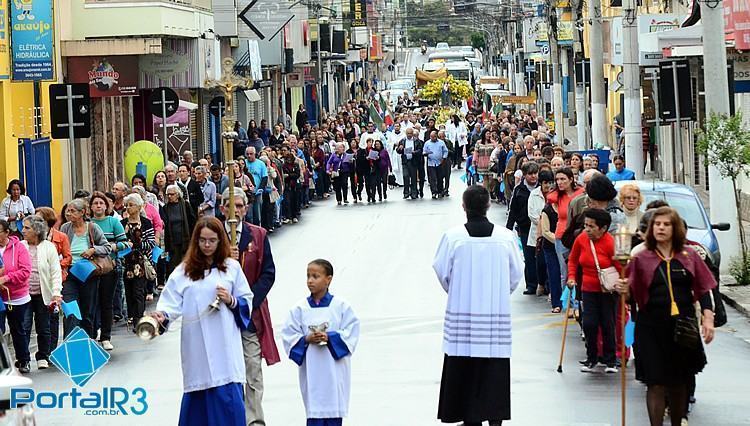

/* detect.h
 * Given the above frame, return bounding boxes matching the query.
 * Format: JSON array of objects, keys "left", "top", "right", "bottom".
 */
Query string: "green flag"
[{"left": 369, "top": 103, "right": 384, "bottom": 128}]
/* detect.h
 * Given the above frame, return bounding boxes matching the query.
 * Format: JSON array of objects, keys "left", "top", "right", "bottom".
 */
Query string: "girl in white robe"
[
  {"left": 281, "top": 259, "right": 360, "bottom": 426},
  {"left": 151, "top": 217, "right": 253, "bottom": 426}
]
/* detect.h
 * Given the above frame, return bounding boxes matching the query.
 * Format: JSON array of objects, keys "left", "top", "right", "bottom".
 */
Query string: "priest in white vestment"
[
  {"left": 151, "top": 217, "right": 254, "bottom": 426},
  {"left": 386, "top": 123, "right": 406, "bottom": 186},
  {"left": 432, "top": 185, "right": 524, "bottom": 426}
]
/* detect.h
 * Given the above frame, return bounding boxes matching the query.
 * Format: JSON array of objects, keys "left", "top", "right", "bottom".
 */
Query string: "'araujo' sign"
[{"left": 10, "top": 0, "right": 54, "bottom": 80}]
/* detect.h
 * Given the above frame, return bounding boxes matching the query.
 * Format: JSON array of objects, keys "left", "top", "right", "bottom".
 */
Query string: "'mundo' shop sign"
[{"left": 10, "top": 0, "right": 54, "bottom": 80}]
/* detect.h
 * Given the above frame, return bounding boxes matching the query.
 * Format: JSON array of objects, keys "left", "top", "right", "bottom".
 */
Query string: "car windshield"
[{"left": 641, "top": 191, "right": 707, "bottom": 230}]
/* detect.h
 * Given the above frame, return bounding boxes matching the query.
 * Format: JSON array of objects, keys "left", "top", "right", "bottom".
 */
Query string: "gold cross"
[{"left": 204, "top": 57, "right": 254, "bottom": 132}]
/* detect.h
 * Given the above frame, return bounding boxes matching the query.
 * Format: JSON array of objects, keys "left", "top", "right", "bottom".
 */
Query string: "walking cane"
[{"left": 557, "top": 287, "right": 573, "bottom": 373}]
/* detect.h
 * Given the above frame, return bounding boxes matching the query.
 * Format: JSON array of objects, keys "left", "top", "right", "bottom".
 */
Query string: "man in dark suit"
[
  {"left": 177, "top": 163, "right": 204, "bottom": 216},
  {"left": 396, "top": 127, "right": 425, "bottom": 200}
]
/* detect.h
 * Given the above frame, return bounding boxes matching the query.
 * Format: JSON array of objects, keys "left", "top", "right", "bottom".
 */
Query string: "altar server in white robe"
[
  {"left": 386, "top": 123, "right": 406, "bottom": 186},
  {"left": 432, "top": 185, "right": 524, "bottom": 426},
  {"left": 150, "top": 217, "right": 253, "bottom": 426},
  {"left": 281, "top": 259, "right": 360, "bottom": 426}
]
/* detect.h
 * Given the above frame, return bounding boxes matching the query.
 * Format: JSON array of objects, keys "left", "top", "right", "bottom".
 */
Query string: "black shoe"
[
  {"left": 343, "top": 200, "right": 349, "bottom": 204},
  {"left": 403, "top": 194, "right": 409, "bottom": 199},
  {"left": 432, "top": 194, "right": 437, "bottom": 199},
  {"left": 18, "top": 362, "right": 30, "bottom": 374},
  {"left": 522, "top": 289, "right": 536, "bottom": 295}
]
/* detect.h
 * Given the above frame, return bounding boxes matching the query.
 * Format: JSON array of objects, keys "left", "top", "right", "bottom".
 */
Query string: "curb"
[{"left": 722, "top": 291, "right": 750, "bottom": 318}]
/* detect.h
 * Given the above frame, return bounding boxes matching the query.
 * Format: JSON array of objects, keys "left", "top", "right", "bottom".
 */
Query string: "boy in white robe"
[{"left": 281, "top": 259, "right": 360, "bottom": 426}]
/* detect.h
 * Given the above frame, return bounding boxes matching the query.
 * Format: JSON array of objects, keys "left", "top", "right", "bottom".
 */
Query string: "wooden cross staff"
[{"left": 204, "top": 57, "right": 254, "bottom": 246}]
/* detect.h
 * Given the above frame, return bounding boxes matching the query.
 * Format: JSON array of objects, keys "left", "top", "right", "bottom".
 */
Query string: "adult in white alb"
[
  {"left": 386, "top": 123, "right": 406, "bottom": 186},
  {"left": 445, "top": 115, "right": 468, "bottom": 170},
  {"left": 358, "top": 122, "right": 383, "bottom": 149},
  {"left": 432, "top": 185, "right": 524, "bottom": 426}
]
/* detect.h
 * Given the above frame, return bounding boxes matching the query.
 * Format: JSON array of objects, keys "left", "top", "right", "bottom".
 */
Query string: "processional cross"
[{"left": 205, "top": 57, "right": 254, "bottom": 246}]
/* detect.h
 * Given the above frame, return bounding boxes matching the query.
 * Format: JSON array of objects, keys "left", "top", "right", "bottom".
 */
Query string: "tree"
[
  {"left": 470, "top": 32, "right": 485, "bottom": 50},
  {"left": 697, "top": 112, "right": 750, "bottom": 284}
]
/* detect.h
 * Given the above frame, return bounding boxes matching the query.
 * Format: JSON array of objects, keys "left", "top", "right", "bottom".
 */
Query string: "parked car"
[
  {"left": 436, "top": 42, "right": 450, "bottom": 50},
  {"left": 0, "top": 335, "right": 35, "bottom": 424},
  {"left": 614, "top": 180, "right": 730, "bottom": 267}
]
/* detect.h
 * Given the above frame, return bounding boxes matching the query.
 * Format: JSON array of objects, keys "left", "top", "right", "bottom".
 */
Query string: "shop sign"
[
  {"left": 67, "top": 56, "right": 138, "bottom": 97},
  {"left": 10, "top": 0, "right": 54, "bottom": 80}
]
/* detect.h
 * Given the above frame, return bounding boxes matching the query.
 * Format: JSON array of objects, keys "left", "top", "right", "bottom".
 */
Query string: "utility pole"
[
  {"left": 575, "top": 61, "right": 588, "bottom": 150},
  {"left": 315, "top": 5, "right": 323, "bottom": 123},
  {"left": 588, "top": 0, "right": 607, "bottom": 148},
  {"left": 622, "top": 0, "right": 643, "bottom": 177},
  {"left": 549, "top": 5, "right": 565, "bottom": 142},
  {"left": 702, "top": 0, "right": 740, "bottom": 271}
]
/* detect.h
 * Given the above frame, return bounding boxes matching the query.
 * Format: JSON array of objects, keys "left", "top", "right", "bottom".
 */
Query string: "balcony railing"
[{"left": 85, "top": 0, "right": 212, "bottom": 13}]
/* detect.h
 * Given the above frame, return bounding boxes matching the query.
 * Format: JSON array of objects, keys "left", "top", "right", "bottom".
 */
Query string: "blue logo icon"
[{"left": 49, "top": 326, "right": 110, "bottom": 387}]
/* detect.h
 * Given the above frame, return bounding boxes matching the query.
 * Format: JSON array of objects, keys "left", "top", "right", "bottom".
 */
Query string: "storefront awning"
[
  {"left": 179, "top": 100, "right": 198, "bottom": 111},
  {"left": 639, "top": 24, "right": 704, "bottom": 65}
]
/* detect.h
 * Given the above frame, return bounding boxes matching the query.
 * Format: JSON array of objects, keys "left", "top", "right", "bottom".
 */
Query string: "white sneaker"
[
  {"left": 37, "top": 359, "right": 49, "bottom": 369},
  {"left": 605, "top": 365, "right": 618, "bottom": 374},
  {"left": 292, "top": 218, "right": 299, "bottom": 223},
  {"left": 101, "top": 340, "right": 114, "bottom": 351}
]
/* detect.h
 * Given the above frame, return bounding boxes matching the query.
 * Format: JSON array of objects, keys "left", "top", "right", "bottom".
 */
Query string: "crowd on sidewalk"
[{"left": 0, "top": 92, "right": 725, "bottom": 426}]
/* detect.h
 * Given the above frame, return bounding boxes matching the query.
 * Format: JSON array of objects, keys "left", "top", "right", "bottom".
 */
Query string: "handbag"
[
  {"left": 143, "top": 257, "right": 157, "bottom": 281},
  {"left": 590, "top": 239, "right": 619, "bottom": 292},
  {"left": 657, "top": 264, "right": 702, "bottom": 349},
  {"left": 88, "top": 223, "right": 115, "bottom": 276}
]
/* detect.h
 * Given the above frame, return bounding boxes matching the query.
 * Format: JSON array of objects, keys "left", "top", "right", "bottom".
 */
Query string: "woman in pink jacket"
[{"left": 0, "top": 219, "right": 32, "bottom": 373}]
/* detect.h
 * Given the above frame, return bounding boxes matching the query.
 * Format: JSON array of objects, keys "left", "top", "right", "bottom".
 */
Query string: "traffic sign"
[
  {"left": 239, "top": 0, "right": 295, "bottom": 41},
  {"left": 149, "top": 88, "right": 179, "bottom": 118},
  {"left": 209, "top": 96, "right": 226, "bottom": 118},
  {"left": 49, "top": 84, "right": 91, "bottom": 140}
]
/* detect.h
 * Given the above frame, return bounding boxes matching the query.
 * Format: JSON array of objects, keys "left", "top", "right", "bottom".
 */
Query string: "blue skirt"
[
  {"left": 307, "top": 419, "right": 342, "bottom": 426},
  {"left": 179, "top": 382, "right": 245, "bottom": 426}
]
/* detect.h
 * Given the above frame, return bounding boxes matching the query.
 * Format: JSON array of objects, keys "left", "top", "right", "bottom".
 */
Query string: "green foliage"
[
  {"left": 696, "top": 112, "right": 750, "bottom": 181},
  {"left": 470, "top": 33, "right": 486, "bottom": 50},
  {"left": 405, "top": 0, "right": 472, "bottom": 47},
  {"left": 729, "top": 254, "right": 750, "bottom": 286},
  {"left": 697, "top": 112, "right": 750, "bottom": 264}
]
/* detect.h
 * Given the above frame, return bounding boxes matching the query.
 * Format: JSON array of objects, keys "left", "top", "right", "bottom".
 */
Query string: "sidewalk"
[{"left": 721, "top": 277, "right": 750, "bottom": 318}]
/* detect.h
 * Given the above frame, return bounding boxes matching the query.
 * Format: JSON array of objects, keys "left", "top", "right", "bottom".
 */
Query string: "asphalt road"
[{"left": 28, "top": 171, "right": 750, "bottom": 425}]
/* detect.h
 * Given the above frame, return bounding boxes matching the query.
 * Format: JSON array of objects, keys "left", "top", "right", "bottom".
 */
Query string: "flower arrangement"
[{"left": 419, "top": 76, "right": 473, "bottom": 102}]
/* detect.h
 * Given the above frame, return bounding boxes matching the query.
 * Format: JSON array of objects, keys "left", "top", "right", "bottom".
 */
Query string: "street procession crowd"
[{"left": 0, "top": 89, "right": 726, "bottom": 426}]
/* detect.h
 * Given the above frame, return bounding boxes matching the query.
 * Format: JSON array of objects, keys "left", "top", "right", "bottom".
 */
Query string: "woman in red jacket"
[
  {"left": 0, "top": 219, "right": 32, "bottom": 373},
  {"left": 567, "top": 208, "right": 621, "bottom": 373}
]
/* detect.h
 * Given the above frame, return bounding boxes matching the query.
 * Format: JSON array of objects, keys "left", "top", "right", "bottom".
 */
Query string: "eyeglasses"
[{"left": 198, "top": 238, "right": 219, "bottom": 246}]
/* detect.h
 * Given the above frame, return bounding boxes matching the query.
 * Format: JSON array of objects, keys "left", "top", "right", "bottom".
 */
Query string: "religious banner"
[
  {"left": 350, "top": 0, "right": 367, "bottom": 27},
  {"left": 10, "top": 0, "right": 54, "bottom": 80},
  {"left": 67, "top": 56, "right": 138, "bottom": 97}
]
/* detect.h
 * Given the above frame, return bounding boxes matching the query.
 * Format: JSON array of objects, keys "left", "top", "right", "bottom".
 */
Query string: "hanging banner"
[
  {"left": 350, "top": 0, "right": 367, "bottom": 27},
  {"left": 725, "top": 0, "right": 750, "bottom": 51},
  {"left": 67, "top": 56, "right": 138, "bottom": 97},
  {"left": 10, "top": 0, "right": 54, "bottom": 80},
  {"left": 0, "top": 0, "right": 9, "bottom": 79}
]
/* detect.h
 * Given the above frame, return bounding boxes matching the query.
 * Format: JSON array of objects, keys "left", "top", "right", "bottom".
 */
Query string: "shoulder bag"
[
  {"left": 657, "top": 264, "right": 702, "bottom": 349},
  {"left": 590, "top": 239, "right": 619, "bottom": 292},
  {"left": 88, "top": 223, "right": 115, "bottom": 276}
]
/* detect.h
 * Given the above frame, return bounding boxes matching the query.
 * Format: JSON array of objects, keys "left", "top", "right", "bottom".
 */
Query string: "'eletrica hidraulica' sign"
[{"left": 10, "top": 0, "right": 54, "bottom": 80}]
